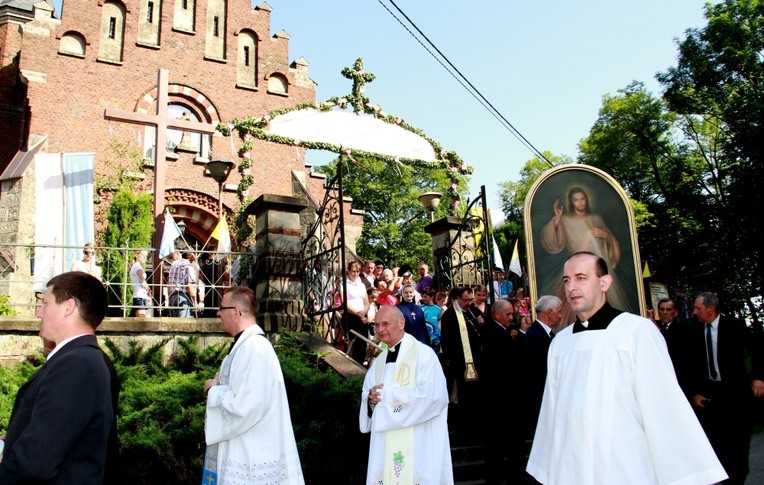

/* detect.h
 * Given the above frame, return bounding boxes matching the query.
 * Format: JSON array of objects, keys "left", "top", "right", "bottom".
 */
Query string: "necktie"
[
  {"left": 549, "top": 330, "right": 555, "bottom": 340},
  {"left": 706, "top": 324, "right": 718, "bottom": 380}
]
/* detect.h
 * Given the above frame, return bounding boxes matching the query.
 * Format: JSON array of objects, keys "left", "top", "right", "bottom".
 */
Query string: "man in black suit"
[
  {"left": 480, "top": 299, "right": 520, "bottom": 484},
  {"left": 522, "top": 295, "right": 562, "bottom": 441},
  {"left": 688, "top": 292, "right": 764, "bottom": 485},
  {"left": 0, "top": 272, "right": 119, "bottom": 484},
  {"left": 440, "top": 286, "right": 482, "bottom": 436},
  {"left": 656, "top": 297, "right": 690, "bottom": 392}
]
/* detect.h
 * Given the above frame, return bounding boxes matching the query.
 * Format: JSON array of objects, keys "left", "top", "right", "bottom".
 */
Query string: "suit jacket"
[
  {"left": 521, "top": 321, "right": 554, "bottom": 436},
  {"left": 660, "top": 320, "right": 690, "bottom": 394},
  {"left": 685, "top": 315, "right": 764, "bottom": 401},
  {"left": 479, "top": 321, "right": 516, "bottom": 386},
  {"left": 0, "top": 335, "right": 120, "bottom": 484}
]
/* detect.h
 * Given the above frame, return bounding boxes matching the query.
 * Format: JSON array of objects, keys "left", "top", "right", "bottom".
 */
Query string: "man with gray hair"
[
  {"left": 522, "top": 295, "right": 562, "bottom": 440},
  {"left": 687, "top": 291, "right": 764, "bottom": 484}
]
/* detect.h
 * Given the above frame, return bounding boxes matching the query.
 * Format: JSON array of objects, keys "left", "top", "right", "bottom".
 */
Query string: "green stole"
[{"left": 374, "top": 338, "right": 418, "bottom": 484}]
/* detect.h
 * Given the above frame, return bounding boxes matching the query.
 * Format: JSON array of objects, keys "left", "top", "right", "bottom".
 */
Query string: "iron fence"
[{"left": 0, "top": 242, "right": 251, "bottom": 317}]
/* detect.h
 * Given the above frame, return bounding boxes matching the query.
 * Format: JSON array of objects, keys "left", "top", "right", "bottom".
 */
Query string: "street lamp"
[
  {"left": 205, "top": 159, "right": 235, "bottom": 217},
  {"left": 418, "top": 192, "right": 442, "bottom": 222}
]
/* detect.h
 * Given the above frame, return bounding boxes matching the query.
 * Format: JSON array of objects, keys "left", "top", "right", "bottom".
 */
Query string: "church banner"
[{"left": 523, "top": 164, "right": 645, "bottom": 327}]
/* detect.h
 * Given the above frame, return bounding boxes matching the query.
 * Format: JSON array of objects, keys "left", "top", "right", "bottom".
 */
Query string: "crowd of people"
[
  {"left": 341, "top": 253, "right": 764, "bottom": 485},
  {"left": 3, "top": 250, "right": 762, "bottom": 484}
]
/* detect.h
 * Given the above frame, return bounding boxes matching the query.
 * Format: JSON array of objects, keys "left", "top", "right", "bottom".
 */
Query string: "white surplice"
[
  {"left": 205, "top": 324, "right": 304, "bottom": 484},
  {"left": 527, "top": 313, "right": 727, "bottom": 485},
  {"left": 360, "top": 333, "right": 453, "bottom": 485}
]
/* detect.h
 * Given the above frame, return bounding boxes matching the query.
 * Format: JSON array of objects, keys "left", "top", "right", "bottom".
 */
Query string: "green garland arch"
[{"left": 216, "top": 58, "right": 473, "bottom": 218}]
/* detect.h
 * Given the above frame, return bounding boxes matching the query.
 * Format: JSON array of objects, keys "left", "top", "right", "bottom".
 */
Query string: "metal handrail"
[{"left": 0, "top": 243, "right": 252, "bottom": 317}]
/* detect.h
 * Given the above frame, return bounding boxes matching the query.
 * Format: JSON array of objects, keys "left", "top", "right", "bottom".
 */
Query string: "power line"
[{"left": 377, "top": 0, "right": 553, "bottom": 167}]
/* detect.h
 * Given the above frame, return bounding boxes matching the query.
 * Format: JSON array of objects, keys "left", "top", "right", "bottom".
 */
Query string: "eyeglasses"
[
  {"left": 84, "top": 250, "right": 94, "bottom": 255},
  {"left": 218, "top": 306, "right": 239, "bottom": 312}
]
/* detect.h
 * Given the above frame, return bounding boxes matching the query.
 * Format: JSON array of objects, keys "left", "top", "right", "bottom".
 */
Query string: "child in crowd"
[
  {"left": 420, "top": 288, "right": 441, "bottom": 352},
  {"left": 375, "top": 279, "right": 398, "bottom": 306}
]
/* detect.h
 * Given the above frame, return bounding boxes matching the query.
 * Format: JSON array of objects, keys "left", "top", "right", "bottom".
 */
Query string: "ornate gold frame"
[{"left": 523, "top": 164, "right": 645, "bottom": 324}]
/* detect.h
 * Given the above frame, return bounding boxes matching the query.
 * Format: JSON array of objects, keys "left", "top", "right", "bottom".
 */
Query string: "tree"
[
  {"left": 579, "top": 80, "right": 760, "bottom": 325},
  {"left": 101, "top": 186, "right": 155, "bottom": 315},
  {"left": 657, "top": 0, "right": 763, "bottom": 322},
  {"left": 318, "top": 154, "right": 462, "bottom": 269},
  {"left": 498, "top": 151, "right": 571, "bottom": 221}
]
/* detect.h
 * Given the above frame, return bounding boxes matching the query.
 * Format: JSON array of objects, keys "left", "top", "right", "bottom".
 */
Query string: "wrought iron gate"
[
  {"left": 433, "top": 185, "right": 495, "bottom": 297},
  {"left": 301, "top": 170, "right": 347, "bottom": 348}
]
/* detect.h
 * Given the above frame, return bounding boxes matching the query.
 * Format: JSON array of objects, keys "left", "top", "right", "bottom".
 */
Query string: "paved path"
[{"left": 747, "top": 429, "right": 764, "bottom": 484}]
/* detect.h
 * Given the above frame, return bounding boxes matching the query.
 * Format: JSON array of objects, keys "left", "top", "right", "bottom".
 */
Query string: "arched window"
[
  {"left": 59, "top": 31, "right": 87, "bottom": 58},
  {"left": 143, "top": 104, "right": 211, "bottom": 160},
  {"left": 98, "top": 1, "right": 126, "bottom": 63},
  {"left": 237, "top": 31, "right": 257, "bottom": 88},
  {"left": 267, "top": 73, "right": 288, "bottom": 95}
]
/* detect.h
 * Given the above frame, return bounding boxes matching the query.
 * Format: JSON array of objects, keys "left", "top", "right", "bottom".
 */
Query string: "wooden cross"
[
  {"left": 341, "top": 58, "right": 376, "bottom": 113},
  {"left": 103, "top": 69, "right": 217, "bottom": 257}
]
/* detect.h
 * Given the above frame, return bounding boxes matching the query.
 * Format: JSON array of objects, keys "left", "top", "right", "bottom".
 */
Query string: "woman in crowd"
[
  {"left": 342, "top": 261, "right": 370, "bottom": 364},
  {"left": 396, "top": 284, "right": 428, "bottom": 344},
  {"left": 130, "top": 250, "right": 150, "bottom": 316}
]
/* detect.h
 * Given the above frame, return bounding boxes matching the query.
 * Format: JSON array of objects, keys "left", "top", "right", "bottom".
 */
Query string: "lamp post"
[
  {"left": 418, "top": 192, "right": 443, "bottom": 222},
  {"left": 205, "top": 159, "right": 235, "bottom": 217}
]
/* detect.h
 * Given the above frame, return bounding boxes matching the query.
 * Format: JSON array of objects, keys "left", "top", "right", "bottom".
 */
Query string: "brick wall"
[{"left": 8, "top": 0, "right": 320, "bottom": 238}]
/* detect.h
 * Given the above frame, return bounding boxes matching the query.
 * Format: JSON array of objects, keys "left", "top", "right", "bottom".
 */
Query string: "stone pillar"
[
  {"left": 248, "top": 194, "right": 308, "bottom": 333},
  {"left": 424, "top": 216, "right": 479, "bottom": 289}
]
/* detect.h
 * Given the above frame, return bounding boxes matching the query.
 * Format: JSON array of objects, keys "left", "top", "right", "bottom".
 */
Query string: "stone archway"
[{"left": 165, "top": 187, "right": 231, "bottom": 247}]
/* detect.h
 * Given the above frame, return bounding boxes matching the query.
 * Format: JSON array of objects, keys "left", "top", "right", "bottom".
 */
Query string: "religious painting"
[{"left": 524, "top": 164, "right": 645, "bottom": 327}]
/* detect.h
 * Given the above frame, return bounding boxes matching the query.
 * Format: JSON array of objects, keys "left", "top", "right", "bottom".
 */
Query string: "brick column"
[
  {"left": 424, "top": 216, "right": 479, "bottom": 290},
  {"left": 248, "top": 194, "right": 308, "bottom": 333}
]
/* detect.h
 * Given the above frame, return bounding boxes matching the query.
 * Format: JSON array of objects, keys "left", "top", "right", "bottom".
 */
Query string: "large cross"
[
  {"left": 103, "top": 69, "right": 217, "bottom": 259},
  {"left": 341, "top": 58, "right": 376, "bottom": 113}
]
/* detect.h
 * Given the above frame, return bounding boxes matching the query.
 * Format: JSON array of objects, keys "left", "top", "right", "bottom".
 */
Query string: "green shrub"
[
  {"left": 0, "top": 333, "right": 369, "bottom": 483},
  {"left": 0, "top": 294, "right": 16, "bottom": 316}
]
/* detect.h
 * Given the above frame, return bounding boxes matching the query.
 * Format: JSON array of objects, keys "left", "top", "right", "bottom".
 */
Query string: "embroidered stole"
[
  {"left": 374, "top": 339, "right": 418, "bottom": 484},
  {"left": 455, "top": 308, "right": 478, "bottom": 381},
  {"left": 201, "top": 329, "right": 257, "bottom": 485}
]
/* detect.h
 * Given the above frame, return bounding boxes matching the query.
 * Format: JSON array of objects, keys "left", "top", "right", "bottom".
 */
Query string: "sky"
[
  {"left": 51, "top": 0, "right": 711, "bottom": 221},
  {"left": 264, "top": 0, "right": 710, "bottom": 222}
]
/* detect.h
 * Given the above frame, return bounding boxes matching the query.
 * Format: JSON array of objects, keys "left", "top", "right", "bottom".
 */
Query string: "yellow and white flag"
[
  {"left": 210, "top": 217, "right": 231, "bottom": 255},
  {"left": 509, "top": 240, "right": 522, "bottom": 277}
]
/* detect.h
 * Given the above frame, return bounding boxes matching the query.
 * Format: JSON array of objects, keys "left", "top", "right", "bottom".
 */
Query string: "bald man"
[
  {"left": 360, "top": 305, "right": 453, "bottom": 484},
  {"left": 527, "top": 252, "right": 726, "bottom": 484}
]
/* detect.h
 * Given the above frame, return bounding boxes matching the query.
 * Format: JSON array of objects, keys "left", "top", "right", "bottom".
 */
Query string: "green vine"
[{"left": 217, "top": 58, "right": 472, "bottom": 212}]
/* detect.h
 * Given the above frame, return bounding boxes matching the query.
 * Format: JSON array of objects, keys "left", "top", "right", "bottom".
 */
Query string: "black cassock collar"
[{"left": 572, "top": 302, "right": 622, "bottom": 334}]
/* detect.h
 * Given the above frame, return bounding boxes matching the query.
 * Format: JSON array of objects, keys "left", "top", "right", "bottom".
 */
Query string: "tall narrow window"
[
  {"left": 205, "top": 0, "right": 226, "bottom": 60},
  {"left": 147, "top": 1, "right": 154, "bottom": 23},
  {"left": 99, "top": 2, "right": 125, "bottom": 62},
  {"left": 237, "top": 30, "right": 257, "bottom": 87},
  {"left": 182, "top": 0, "right": 187, "bottom": 8}
]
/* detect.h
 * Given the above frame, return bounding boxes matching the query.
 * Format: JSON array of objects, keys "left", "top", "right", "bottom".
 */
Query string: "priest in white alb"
[
  {"left": 360, "top": 305, "right": 453, "bottom": 484},
  {"left": 527, "top": 251, "right": 727, "bottom": 485},
  {"left": 203, "top": 287, "right": 303, "bottom": 484}
]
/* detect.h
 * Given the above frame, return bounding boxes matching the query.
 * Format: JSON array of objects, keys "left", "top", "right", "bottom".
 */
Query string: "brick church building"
[{"left": 0, "top": 0, "right": 362, "bottom": 309}]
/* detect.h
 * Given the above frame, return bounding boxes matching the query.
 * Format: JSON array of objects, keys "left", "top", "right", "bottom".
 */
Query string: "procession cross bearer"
[
  {"left": 527, "top": 251, "right": 727, "bottom": 485},
  {"left": 360, "top": 305, "right": 453, "bottom": 484}
]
